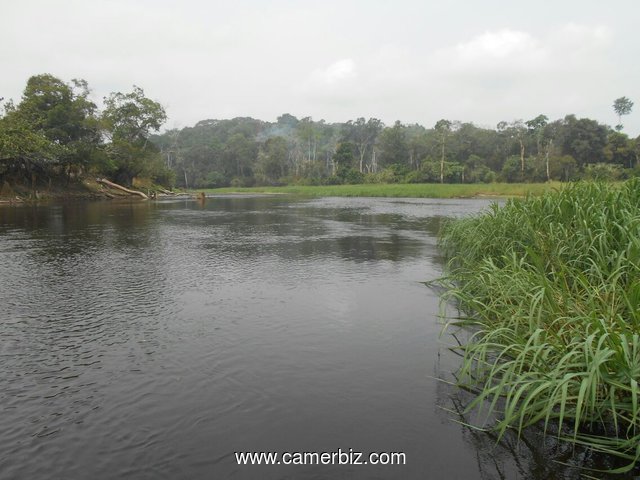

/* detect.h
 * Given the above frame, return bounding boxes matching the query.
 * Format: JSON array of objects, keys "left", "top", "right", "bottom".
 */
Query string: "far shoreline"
[
  {"left": 190, "top": 182, "right": 563, "bottom": 199},
  {"left": 0, "top": 181, "right": 567, "bottom": 205}
]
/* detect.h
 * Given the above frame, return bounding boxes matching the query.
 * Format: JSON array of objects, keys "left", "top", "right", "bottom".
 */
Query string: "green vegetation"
[
  {"left": 438, "top": 180, "right": 640, "bottom": 472},
  {"left": 0, "top": 74, "right": 172, "bottom": 195},
  {"left": 198, "top": 182, "right": 559, "bottom": 198},
  {"left": 3, "top": 74, "right": 637, "bottom": 199},
  {"left": 153, "top": 108, "right": 640, "bottom": 190}
]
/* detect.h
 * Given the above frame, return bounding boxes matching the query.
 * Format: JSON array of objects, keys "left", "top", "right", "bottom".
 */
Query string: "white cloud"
[
  {"left": 456, "top": 29, "right": 540, "bottom": 59},
  {"left": 432, "top": 29, "right": 546, "bottom": 75},
  {"left": 302, "top": 58, "right": 358, "bottom": 94},
  {"left": 317, "top": 59, "right": 357, "bottom": 85},
  {"left": 296, "top": 59, "right": 360, "bottom": 106}
]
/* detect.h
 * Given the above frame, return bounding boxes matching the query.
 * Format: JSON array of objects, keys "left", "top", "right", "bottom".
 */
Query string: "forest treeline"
[
  {"left": 1, "top": 74, "right": 638, "bottom": 191},
  {"left": 154, "top": 103, "right": 638, "bottom": 187}
]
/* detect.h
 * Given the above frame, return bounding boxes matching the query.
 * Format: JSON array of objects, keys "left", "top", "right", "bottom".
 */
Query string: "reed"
[{"left": 438, "top": 179, "right": 640, "bottom": 473}]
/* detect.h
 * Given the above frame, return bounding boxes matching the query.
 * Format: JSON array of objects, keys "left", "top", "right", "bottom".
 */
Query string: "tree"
[
  {"left": 613, "top": 97, "right": 633, "bottom": 131},
  {"left": 0, "top": 113, "right": 60, "bottom": 185},
  {"left": 223, "top": 133, "right": 257, "bottom": 180},
  {"left": 500, "top": 120, "right": 528, "bottom": 179},
  {"left": 378, "top": 121, "right": 409, "bottom": 169},
  {"left": 344, "top": 117, "right": 384, "bottom": 173},
  {"left": 333, "top": 141, "right": 355, "bottom": 178},
  {"left": 604, "top": 132, "right": 635, "bottom": 168},
  {"left": 405, "top": 124, "right": 429, "bottom": 171},
  {"left": 1, "top": 74, "right": 100, "bottom": 186},
  {"left": 102, "top": 86, "right": 166, "bottom": 144},
  {"left": 297, "top": 117, "right": 318, "bottom": 163},
  {"left": 102, "top": 86, "right": 167, "bottom": 185},
  {"left": 434, "top": 119, "right": 452, "bottom": 183},
  {"left": 559, "top": 115, "right": 608, "bottom": 167},
  {"left": 526, "top": 114, "right": 549, "bottom": 180},
  {"left": 255, "top": 136, "right": 288, "bottom": 184}
]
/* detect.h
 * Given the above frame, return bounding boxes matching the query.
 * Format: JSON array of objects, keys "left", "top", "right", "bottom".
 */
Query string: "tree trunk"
[
  {"left": 97, "top": 178, "right": 149, "bottom": 199},
  {"left": 545, "top": 139, "right": 553, "bottom": 182},
  {"left": 440, "top": 135, "right": 445, "bottom": 184},
  {"left": 519, "top": 138, "right": 525, "bottom": 175}
]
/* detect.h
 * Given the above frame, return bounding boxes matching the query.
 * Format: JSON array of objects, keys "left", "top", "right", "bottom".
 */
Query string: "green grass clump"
[
  {"left": 438, "top": 179, "right": 640, "bottom": 473},
  {"left": 199, "top": 182, "right": 558, "bottom": 198}
]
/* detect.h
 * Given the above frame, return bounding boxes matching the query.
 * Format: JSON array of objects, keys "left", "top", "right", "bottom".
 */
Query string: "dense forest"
[
  {"left": 1, "top": 74, "right": 638, "bottom": 191},
  {"left": 154, "top": 107, "right": 638, "bottom": 187}
]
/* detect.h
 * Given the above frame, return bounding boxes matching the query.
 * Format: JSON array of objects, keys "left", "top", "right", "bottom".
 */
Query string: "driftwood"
[{"left": 97, "top": 178, "right": 148, "bottom": 200}]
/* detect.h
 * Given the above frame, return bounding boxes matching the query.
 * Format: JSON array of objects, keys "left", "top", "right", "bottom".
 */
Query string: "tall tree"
[
  {"left": 344, "top": 117, "right": 384, "bottom": 173},
  {"left": 434, "top": 119, "right": 452, "bottom": 184},
  {"left": 505, "top": 120, "right": 528, "bottom": 178},
  {"left": 613, "top": 97, "right": 633, "bottom": 131},
  {"left": 297, "top": 117, "right": 318, "bottom": 163},
  {"left": 526, "top": 114, "right": 549, "bottom": 180}
]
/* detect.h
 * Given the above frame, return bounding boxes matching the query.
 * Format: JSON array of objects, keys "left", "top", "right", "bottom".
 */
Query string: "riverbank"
[
  {"left": 196, "top": 182, "right": 562, "bottom": 198},
  {"left": 437, "top": 179, "right": 640, "bottom": 474},
  {"left": 1, "top": 181, "right": 566, "bottom": 203},
  {"left": 0, "top": 177, "right": 175, "bottom": 204}
]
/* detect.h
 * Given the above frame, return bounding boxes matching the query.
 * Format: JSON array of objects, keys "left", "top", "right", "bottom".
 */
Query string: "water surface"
[{"left": 0, "top": 196, "right": 579, "bottom": 479}]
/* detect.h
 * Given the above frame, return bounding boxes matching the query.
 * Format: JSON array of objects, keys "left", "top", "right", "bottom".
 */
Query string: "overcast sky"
[{"left": 2, "top": 0, "right": 639, "bottom": 135}]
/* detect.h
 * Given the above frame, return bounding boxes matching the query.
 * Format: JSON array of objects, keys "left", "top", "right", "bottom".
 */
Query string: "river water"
[{"left": 0, "top": 196, "right": 581, "bottom": 479}]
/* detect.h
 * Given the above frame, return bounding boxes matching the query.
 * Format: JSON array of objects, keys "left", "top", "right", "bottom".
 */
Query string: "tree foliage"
[
  {"left": 0, "top": 74, "right": 170, "bottom": 189},
  {"left": 613, "top": 96, "right": 634, "bottom": 131},
  {"left": 149, "top": 109, "right": 639, "bottom": 187}
]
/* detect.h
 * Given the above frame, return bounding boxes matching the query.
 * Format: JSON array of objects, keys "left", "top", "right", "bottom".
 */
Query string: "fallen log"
[{"left": 97, "top": 178, "right": 148, "bottom": 199}]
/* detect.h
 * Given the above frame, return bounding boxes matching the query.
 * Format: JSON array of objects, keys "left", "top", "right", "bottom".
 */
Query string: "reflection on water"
[{"left": 0, "top": 196, "right": 610, "bottom": 479}]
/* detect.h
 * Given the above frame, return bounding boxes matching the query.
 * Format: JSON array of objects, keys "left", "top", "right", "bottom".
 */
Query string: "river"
[{"left": 0, "top": 196, "right": 574, "bottom": 479}]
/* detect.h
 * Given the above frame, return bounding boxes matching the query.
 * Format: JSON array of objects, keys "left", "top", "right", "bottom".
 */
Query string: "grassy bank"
[
  {"left": 197, "top": 182, "right": 561, "bottom": 198},
  {"left": 437, "top": 180, "right": 640, "bottom": 473}
]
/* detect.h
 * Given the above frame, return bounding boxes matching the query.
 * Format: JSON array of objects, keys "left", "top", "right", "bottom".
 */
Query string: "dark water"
[{"left": 0, "top": 196, "right": 589, "bottom": 479}]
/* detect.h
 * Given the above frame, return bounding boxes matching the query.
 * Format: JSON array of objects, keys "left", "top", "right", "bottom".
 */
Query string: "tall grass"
[{"left": 438, "top": 179, "right": 640, "bottom": 473}]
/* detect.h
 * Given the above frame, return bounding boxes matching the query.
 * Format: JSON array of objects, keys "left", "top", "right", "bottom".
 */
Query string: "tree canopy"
[
  {"left": 613, "top": 96, "right": 634, "bottom": 131},
  {"left": 151, "top": 108, "right": 639, "bottom": 187},
  {"left": 0, "top": 74, "right": 171, "bottom": 189}
]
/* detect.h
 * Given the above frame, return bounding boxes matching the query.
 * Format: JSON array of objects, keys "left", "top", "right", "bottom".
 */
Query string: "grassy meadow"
[
  {"left": 195, "top": 182, "right": 561, "bottom": 198},
  {"left": 437, "top": 179, "right": 640, "bottom": 473}
]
